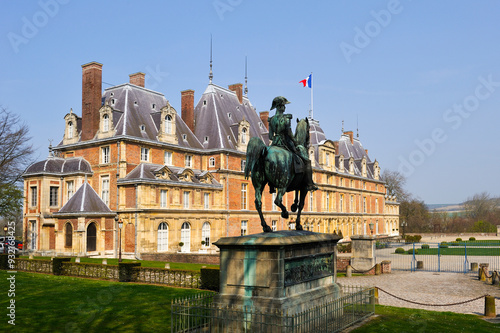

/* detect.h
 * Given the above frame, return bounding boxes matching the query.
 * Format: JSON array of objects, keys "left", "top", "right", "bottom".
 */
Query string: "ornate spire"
[
  {"left": 209, "top": 35, "right": 213, "bottom": 84},
  {"left": 244, "top": 56, "right": 248, "bottom": 96},
  {"left": 341, "top": 120, "right": 344, "bottom": 133}
]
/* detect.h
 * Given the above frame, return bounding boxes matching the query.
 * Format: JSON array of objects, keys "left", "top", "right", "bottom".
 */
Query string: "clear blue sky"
[{"left": 2, "top": 0, "right": 500, "bottom": 204}]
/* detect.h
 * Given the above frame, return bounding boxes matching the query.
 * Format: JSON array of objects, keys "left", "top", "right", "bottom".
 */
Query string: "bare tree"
[
  {"left": 463, "top": 192, "right": 497, "bottom": 221},
  {"left": 0, "top": 107, "right": 35, "bottom": 186},
  {"left": 380, "top": 169, "right": 411, "bottom": 202}
]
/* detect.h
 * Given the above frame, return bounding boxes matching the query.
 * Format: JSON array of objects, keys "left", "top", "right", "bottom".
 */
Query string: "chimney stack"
[
  {"left": 228, "top": 83, "right": 243, "bottom": 104},
  {"left": 181, "top": 90, "right": 195, "bottom": 132},
  {"left": 344, "top": 131, "right": 354, "bottom": 144},
  {"left": 333, "top": 141, "right": 339, "bottom": 154},
  {"left": 129, "top": 72, "right": 145, "bottom": 87},
  {"left": 81, "top": 61, "right": 103, "bottom": 141},
  {"left": 259, "top": 111, "right": 269, "bottom": 131}
]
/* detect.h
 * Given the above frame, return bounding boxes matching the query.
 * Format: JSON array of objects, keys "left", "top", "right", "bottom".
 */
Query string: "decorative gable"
[
  {"left": 153, "top": 165, "right": 173, "bottom": 180},
  {"left": 318, "top": 140, "right": 336, "bottom": 172},
  {"left": 338, "top": 154, "right": 345, "bottom": 173},
  {"left": 96, "top": 105, "right": 115, "bottom": 139},
  {"left": 63, "top": 109, "right": 79, "bottom": 145},
  {"left": 236, "top": 118, "right": 250, "bottom": 152},
  {"left": 198, "top": 171, "right": 214, "bottom": 184},
  {"left": 157, "top": 101, "right": 178, "bottom": 144},
  {"left": 177, "top": 168, "right": 195, "bottom": 182},
  {"left": 361, "top": 156, "right": 367, "bottom": 178},
  {"left": 348, "top": 157, "right": 355, "bottom": 175},
  {"left": 373, "top": 160, "right": 380, "bottom": 180}
]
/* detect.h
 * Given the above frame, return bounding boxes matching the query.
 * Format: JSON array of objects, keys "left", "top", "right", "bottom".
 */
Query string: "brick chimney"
[
  {"left": 129, "top": 72, "right": 145, "bottom": 87},
  {"left": 228, "top": 83, "right": 243, "bottom": 104},
  {"left": 344, "top": 131, "right": 354, "bottom": 144},
  {"left": 259, "top": 111, "right": 269, "bottom": 131},
  {"left": 81, "top": 61, "right": 103, "bottom": 141},
  {"left": 181, "top": 90, "right": 195, "bottom": 132},
  {"left": 333, "top": 141, "right": 339, "bottom": 154}
]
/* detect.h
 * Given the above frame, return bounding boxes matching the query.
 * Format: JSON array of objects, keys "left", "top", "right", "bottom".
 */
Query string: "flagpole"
[{"left": 310, "top": 72, "right": 313, "bottom": 119}]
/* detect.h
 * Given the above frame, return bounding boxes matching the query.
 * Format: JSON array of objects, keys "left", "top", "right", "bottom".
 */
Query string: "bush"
[
  {"left": 469, "top": 237, "right": 476, "bottom": 241},
  {"left": 338, "top": 243, "right": 352, "bottom": 253},
  {"left": 407, "top": 248, "right": 418, "bottom": 255},
  {"left": 421, "top": 244, "right": 429, "bottom": 249},
  {"left": 200, "top": 267, "right": 220, "bottom": 291},
  {"left": 395, "top": 247, "right": 405, "bottom": 254},
  {"left": 404, "top": 235, "right": 422, "bottom": 243},
  {"left": 456, "top": 238, "right": 462, "bottom": 242},
  {"left": 52, "top": 257, "right": 71, "bottom": 275},
  {"left": 440, "top": 242, "right": 448, "bottom": 248},
  {"left": 414, "top": 235, "right": 422, "bottom": 243},
  {"left": 450, "top": 241, "right": 459, "bottom": 246}
]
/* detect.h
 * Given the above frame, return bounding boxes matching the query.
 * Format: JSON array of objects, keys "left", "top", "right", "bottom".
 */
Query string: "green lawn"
[
  {"left": 352, "top": 305, "right": 500, "bottom": 332},
  {"left": 19, "top": 256, "right": 219, "bottom": 271},
  {"left": 0, "top": 270, "right": 205, "bottom": 332}
]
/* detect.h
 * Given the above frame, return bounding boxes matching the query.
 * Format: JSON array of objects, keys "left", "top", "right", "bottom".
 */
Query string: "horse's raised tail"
[{"left": 244, "top": 137, "right": 267, "bottom": 179}]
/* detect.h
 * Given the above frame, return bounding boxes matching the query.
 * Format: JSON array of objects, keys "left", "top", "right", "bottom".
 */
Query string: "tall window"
[
  {"left": 67, "top": 121, "right": 73, "bottom": 138},
  {"left": 101, "top": 176, "right": 110, "bottom": 206},
  {"left": 183, "top": 191, "right": 190, "bottom": 209},
  {"left": 30, "top": 221, "right": 37, "bottom": 250},
  {"left": 339, "top": 194, "right": 344, "bottom": 213},
  {"left": 141, "top": 147, "right": 149, "bottom": 161},
  {"left": 30, "top": 186, "right": 37, "bottom": 207},
  {"left": 101, "top": 146, "right": 110, "bottom": 164},
  {"left": 272, "top": 192, "right": 277, "bottom": 211},
  {"left": 103, "top": 114, "right": 109, "bottom": 132},
  {"left": 241, "top": 159, "right": 246, "bottom": 171},
  {"left": 67, "top": 181, "right": 74, "bottom": 201},
  {"left": 181, "top": 222, "right": 190, "bottom": 252},
  {"left": 272, "top": 220, "right": 277, "bottom": 231},
  {"left": 165, "top": 115, "right": 172, "bottom": 134},
  {"left": 309, "top": 192, "right": 314, "bottom": 212},
  {"left": 65, "top": 223, "right": 72, "bottom": 248},
  {"left": 363, "top": 197, "right": 367, "bottom": 213},
  {"left": 164, "top": 151, "right": 172, "bottom": 165},
  {"left": 209, "top": 157, "right": 215, "bottom": 167},
  {"left": 241, "top": 183, "right": 247, "bottom": 210},
  {"left": 241, "top": 220, "right": 247, "bottom": 236},
  {"left": 241, "top": 127, "right": 247, "bottom": 144},
  {"left": 204, "top": 193, "right": 210, "bottom": 209},
  {"left": 49, "top": 187, "right": 59, "bottom": 207},
  {"left": 185, "top": 155, "right": 192, "bottom": 167},
  {"left": 325, "top": 152, "right": 330, "bottom": 166},
  {"left": 202, "top": 222, "right": 210, "bottom": 246},
  {"left": 87, "top": 222, "right": 97, "bottom": 252},
  {"left": 350, "top": 195, "right": 354, "bottom": 213},
  {"left": 375, "top": 198, "right": 379, "bottom": 214},
  {"left": 158, "top": 222, "right": 168, "bottom": 251},
  {"left": 160, "top": 190, "right": 167, "bottom": 208}
]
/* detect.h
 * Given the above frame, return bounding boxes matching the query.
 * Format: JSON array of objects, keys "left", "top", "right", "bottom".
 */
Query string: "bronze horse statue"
[{"left": 244, "top": 118, "right": 311, "bottom": 232}]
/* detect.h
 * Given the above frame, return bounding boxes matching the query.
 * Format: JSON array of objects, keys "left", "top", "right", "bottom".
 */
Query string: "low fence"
[
  {"left": 171, "top": 285, "right": 375, "bottom": 333},
  {"left": 375, "top": 241, "right": 500, "bottom": 273},
  {"left": 135, "top": 267, "right": 201, "bottom": 289},
  {"left": 15, "top": 258, "right": 53, "bottom": 274},
  {"left": 61, "top": 262, "right": 119, "bottom": 280}
]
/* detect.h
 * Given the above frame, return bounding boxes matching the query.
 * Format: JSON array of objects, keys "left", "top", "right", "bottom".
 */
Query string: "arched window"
[
  {"left": 87, "top": 222, "right": 97, "bottom": 252},
  {"left": 103, "top": 114, "right": 109, "bottom": 132},
  {"left": 241, "top": 127, "right": 247, "bottom": 144},
  {"left": 165, "top": 115, "right": 172, "bottom": 134},
  {"left": 202, "top": 222, "right": 210, "bottom": 247},
  {"left": 65, "top": 223, "right": 73, "bottom": 248},
  {"left": 67, "top": 121, "right": 73, "bottom": 138},
  {"left": 180, "top": 222, "right": 190, "bottom": 253},
  {"left": 157, "top": 222, "right": 168, "bottom": 252}
]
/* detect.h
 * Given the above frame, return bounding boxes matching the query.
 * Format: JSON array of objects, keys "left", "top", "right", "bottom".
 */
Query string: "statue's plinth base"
[{"left": 214, "top": 230, "right": 342, "bottom": 314}]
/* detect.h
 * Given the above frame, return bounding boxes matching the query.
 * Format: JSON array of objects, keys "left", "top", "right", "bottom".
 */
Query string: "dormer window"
[
  {"left": 110, "top": 92, "right": 114, "bottom": 97},
  {"left": 182, "top": 134, "right": 187, "bottom": 140},
  {"left": 140, "top": 124, "right": 146, "bottom": 132},
  {"left": 204, "top": 136, "right": 209, "bottom": 142},
  {"left": 165, "top": 115, "right": 172, "bottom": 134},
  {"left": 134, "top": 101, "right": 138, "bottom": 106},
  {"left": 203, "top": 100, "right": 207, "bottom": 106},
  {"left": 241, "top": 127, "right": 247, "bottom": 144},
  {"left": 111, "top": 98, "right": 115, "bottom": 106},
  {"left": 227, "top": 135, "right": 231, "bottom": 141},
  {"left": 67, "top": 121, "right": 73, "bottom": 139},
  {"left": 227, "top": 113, "right": 231, "bottom": 119},
  {"left": 209, "top": 157, "right": 215, "bottom": 167},
  {"left": 152, "top": 103, "right": 156, "bottom": 109},
  {"left": 103, "top": 114, "right": 109, "bottom": 132}
]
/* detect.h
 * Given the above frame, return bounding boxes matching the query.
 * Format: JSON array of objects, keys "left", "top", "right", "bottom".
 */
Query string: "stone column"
[{"left": 350, "top": 235, "right": 376, "bottom": 272}]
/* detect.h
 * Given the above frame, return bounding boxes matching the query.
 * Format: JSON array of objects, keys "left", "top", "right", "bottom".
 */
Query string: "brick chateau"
[{"left": 22, "top": 62, "right": 399, "bottom": 258}]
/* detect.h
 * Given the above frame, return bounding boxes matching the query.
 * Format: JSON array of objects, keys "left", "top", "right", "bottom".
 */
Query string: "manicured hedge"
[
  {"left": 395, "top": 248, "right": 405, "bottom": 254},
  {"left": 407, "top": 248, "right": 418, "bottom": 255},
  {"left": 440, "top": 242, "right": 448, "bottom": 248},
  {"left": 456, "top": 238, "right": 462, "bottom": 242},
  {"left": 200, "top": 267, "right": 220, "bottom": 291},
  {"left": 119, "top": 262, "right": 141, "bottom": 282},
  {"left": 421, "top": 244, "right": 429, "bottom": 249},
  {"left": 52, "top": 257, "right": 71, "bottom": 275},
  {"left": 469, "top": 237, "right": 476, "bottom": 241}
]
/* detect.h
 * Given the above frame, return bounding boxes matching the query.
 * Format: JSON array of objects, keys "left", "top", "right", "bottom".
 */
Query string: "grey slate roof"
[
  {"left": 24, "top": 156, "right": 92, "bottom": 176},
  {"left": 56, "top": 182, "right": 113, "bottom": 214},
  {"left": 102, "top": 84, "right": 203, "bottom": 149},
  {"left": 337, "top": 134, "right": 371, "bottom": 162},
  {"left": 121, "top": 163, "right": 222, "bottom": 187},
  {"left": 193, "top": 84, "right": 269, "bottom": 150}
]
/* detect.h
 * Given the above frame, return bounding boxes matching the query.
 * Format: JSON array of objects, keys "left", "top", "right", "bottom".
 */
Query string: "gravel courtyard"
[{"left": 337, "top": 270, "right": 500, "bottom": 315}]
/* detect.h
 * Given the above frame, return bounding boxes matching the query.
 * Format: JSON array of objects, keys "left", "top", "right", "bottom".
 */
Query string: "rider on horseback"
[{"left": 268, "top": 96, "right": 318, "bottom": 192}]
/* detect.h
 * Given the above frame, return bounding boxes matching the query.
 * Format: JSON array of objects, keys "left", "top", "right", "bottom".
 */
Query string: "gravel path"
[{"left": 337, "top": 271, "right": 500, "bottom": 315}]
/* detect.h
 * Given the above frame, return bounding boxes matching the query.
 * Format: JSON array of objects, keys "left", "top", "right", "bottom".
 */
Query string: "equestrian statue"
[{"left": 244, "top": 96, "right": 318, "bottom": 232}]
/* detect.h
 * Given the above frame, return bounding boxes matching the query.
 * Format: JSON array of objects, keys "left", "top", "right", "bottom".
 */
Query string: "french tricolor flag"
[{"left": 299, "top": 74, "right": 312, "bottom": 88}]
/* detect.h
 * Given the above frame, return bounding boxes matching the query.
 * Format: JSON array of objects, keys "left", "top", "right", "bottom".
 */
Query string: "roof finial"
[
  {"left": 244, "top": 56, "right": 248, "bottom": 96},
  {"left": 48, "top": 139, "right": 54, "bottom": 157},
  {"left": 341, "top": 120, "right": 344, "bottom": 133},
  {"left": 356, "top": 115, "right": 359, "bottom": 138},
  {"left": 209, "top": 34, "right": 213, "bottom": 84},
  {"left": 70, "top": 108, "right": 73, "bottom": 115}
]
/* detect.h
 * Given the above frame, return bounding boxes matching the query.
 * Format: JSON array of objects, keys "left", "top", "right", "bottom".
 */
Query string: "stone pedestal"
[
  {"left": 214, "top": 230, "right": 342, "bottom": 315},
  {"left": 350, "top": 235, "right": 376, "bottom": 271}
]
